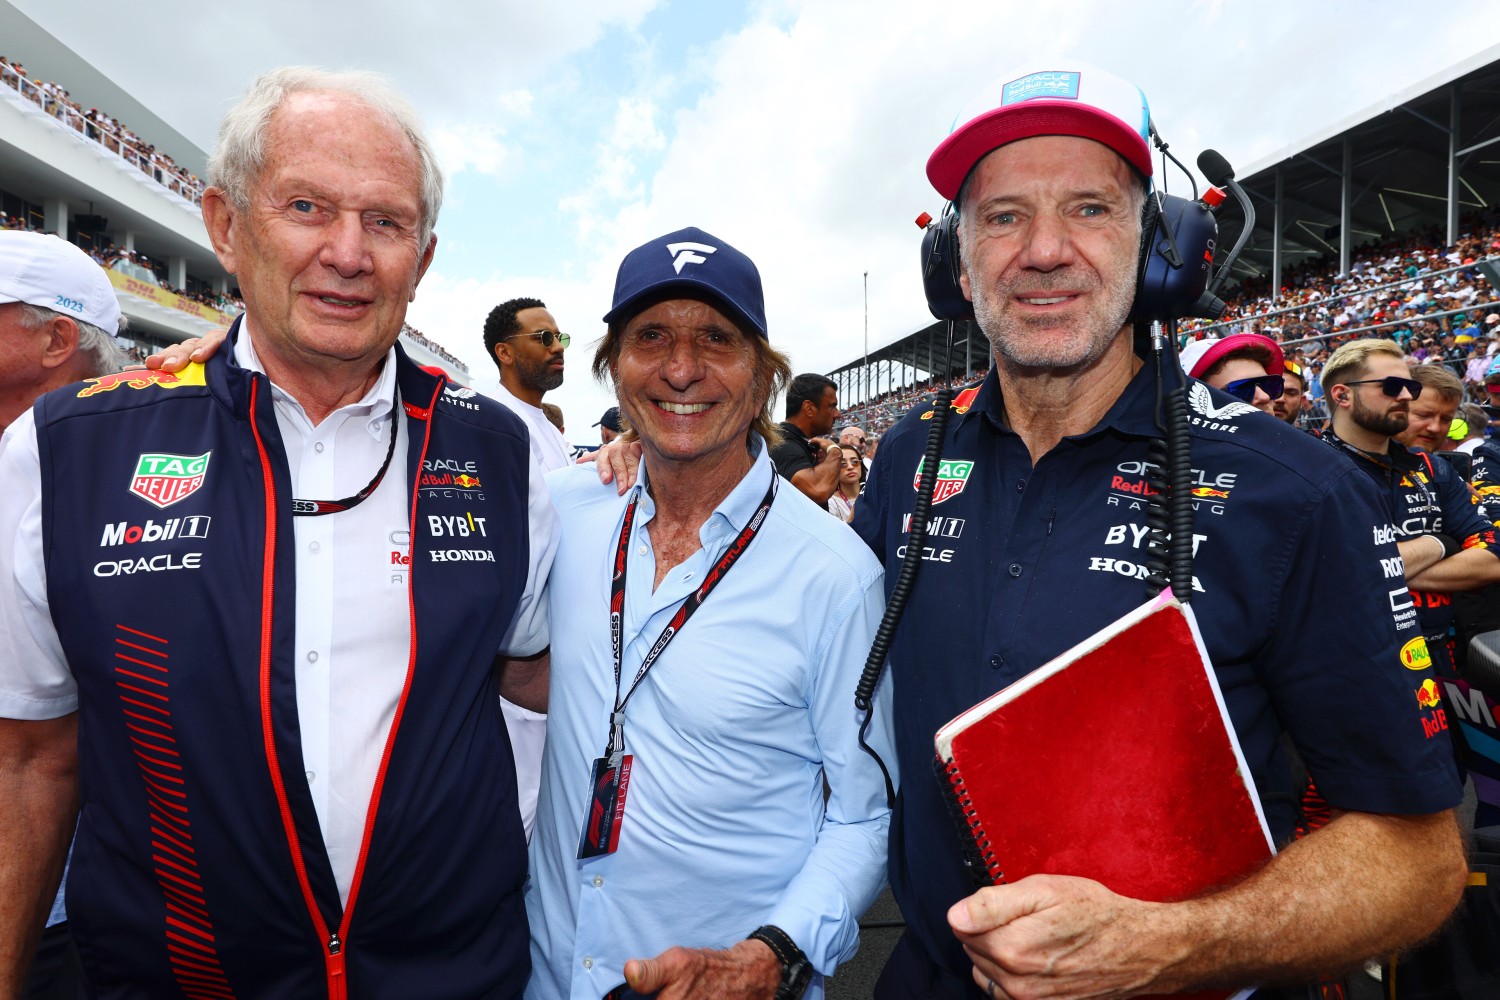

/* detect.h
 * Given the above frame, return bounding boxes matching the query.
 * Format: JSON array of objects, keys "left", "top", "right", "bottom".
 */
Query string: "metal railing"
[{"left": 0, "top": 61, "right": 206, "bottom": 207}]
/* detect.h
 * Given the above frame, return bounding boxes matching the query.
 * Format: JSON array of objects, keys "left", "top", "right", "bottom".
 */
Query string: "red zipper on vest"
[
  {"left": 251, "top": 374, "right": 441, "bottom": 998},
  {"left": 249, "top": 376, "right": 346, "bottom": 997},
  {"left": 333, "top": 376, "right": 440, "bottom": 963}
]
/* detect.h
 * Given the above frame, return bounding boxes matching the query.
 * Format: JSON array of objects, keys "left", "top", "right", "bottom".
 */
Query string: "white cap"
[{"left": 0, "top": 231, "right": 121, "bottom": 334}]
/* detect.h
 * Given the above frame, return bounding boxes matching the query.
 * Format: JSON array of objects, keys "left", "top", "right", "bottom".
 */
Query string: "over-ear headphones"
[
  {"left": 918, "top": 204, "right": 971, "bottom": 322},
  {"left": 917, "top": 189, "right": 1221, "bottom": 324}
]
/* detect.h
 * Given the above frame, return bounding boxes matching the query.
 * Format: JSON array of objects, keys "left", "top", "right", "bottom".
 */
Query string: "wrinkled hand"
[
  {"left": 144, "top": 327, "right": 228, "bottom": 372},
  {"left": 624, "top": 939, "right": 781, "bottom": 1000},
  {"left": 949, "top": 875, "right": 1185, "bottom": 999},
  {"left": 595, "top": 437, "right": 644, "bottom": 494}
]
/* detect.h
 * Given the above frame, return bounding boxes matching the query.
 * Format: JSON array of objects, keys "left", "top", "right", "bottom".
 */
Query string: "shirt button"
[
  {"left": 314, "top": 442, "right": 325, "bottom": 453},
  {"left": 592, "top": 875, "right": 604, "bottom": 888},
  {"left": 1016, "top": 479, "right": 1026, "bottom": 492},
  {"left": 309, "top": 541, "right": 321, "bottom": 553},
  {"left": 637, "top": 545, "right": 647, "bottom": 556},
  {"left": 306, "top": 770, "right": 315, "bottom": 783},
  {"left": 582, "top": 957, "right": 593, "bottom": 970},
  {"left": 988, "top": 654, "right": 1003, "bottom": 670},
  {"left": 1008, "top": 562, "right": 1023, "bottom": 577},
  {"left": 307, "top": 651, "right": 319, "bottom": 663}
]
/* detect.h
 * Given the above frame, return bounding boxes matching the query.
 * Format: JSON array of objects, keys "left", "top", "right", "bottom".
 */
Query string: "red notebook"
[{"left": 934, "top": 591, "right": 1272, "bottom": 1000}]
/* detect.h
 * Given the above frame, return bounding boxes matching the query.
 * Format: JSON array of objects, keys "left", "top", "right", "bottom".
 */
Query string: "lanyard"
[
  {"left": 292, "top": 385, "right": 400, "bottom": 516},
  {"left": 604, "top": 470, "right": 777, "bottom": 756}
]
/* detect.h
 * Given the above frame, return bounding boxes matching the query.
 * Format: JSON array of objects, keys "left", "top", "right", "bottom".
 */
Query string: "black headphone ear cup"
[
  {"left": 1133, "top": 193, "right": 1216, "bottom": 324},
  {"left": 919, "top": 205, "right": 974, "bottom": 322}
]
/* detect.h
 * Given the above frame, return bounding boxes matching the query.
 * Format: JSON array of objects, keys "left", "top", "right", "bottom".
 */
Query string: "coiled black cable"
[
  {"left": 1141, "top": 319, "right": 1195, "bottom": 603},
  {"left": 854, "top": 387, "right": 954, "bottom": 806}
]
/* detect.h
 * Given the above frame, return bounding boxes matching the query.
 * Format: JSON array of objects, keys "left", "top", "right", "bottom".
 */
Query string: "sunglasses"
[
  {"left": 1222, "top": 374, "right": 1284, "bottom": 403},
  {"left": 506, "top": 330, "right": 570, "bottom": 349},
  {"left": 1343, "top": 376, "right": 1423, "bottom": 399}
]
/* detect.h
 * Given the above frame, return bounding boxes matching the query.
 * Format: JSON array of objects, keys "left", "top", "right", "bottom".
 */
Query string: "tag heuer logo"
[
  {"left": 913, "top": 458, "right": 974, "bottom": 505},
  {"left": 130, "top": 452, "right": 211, "bottom": 509}
]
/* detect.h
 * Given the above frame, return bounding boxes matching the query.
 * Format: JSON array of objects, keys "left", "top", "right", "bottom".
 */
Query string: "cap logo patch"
[
  {"left": 1002, "top": 71, "right": 1080, "bottom": 105},
  {"left": 666, "top": 241, "right": 717, "bottom": 274}
]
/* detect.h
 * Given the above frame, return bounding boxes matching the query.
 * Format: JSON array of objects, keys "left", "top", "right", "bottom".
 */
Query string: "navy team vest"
[{"left": 34, "top": 327, "right": 532, "bottom": 999}]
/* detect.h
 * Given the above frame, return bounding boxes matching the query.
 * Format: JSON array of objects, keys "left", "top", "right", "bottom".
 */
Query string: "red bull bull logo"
[
  {"left": 77, "top": 365, "right": 207, "bottom": 398},
  {"left": 454, "top": 474, "right": 481, "bottom": 489},
  {"left": 1415, "top": 679, "right": 1442, "bottom": 709},
  {"left": 1190, "top": 487, "right": 1231, "bottom": 499}
]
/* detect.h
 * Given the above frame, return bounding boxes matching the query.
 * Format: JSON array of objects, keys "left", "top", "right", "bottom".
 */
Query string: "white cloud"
[
  {"left": 17, "top": 0, "right": 1500, "bottom": 421},
  {"left": 11, "top": 0, "right": 662, "bottom": 150},
  {"left": 560, "top": 95, "right": 667, "bottom": 241},
  {"left": 416, "top": 0, "right": 1500, "bottom": 410},
  {"left": 429, "top": 88, "right": 535, "bottom": 178}
]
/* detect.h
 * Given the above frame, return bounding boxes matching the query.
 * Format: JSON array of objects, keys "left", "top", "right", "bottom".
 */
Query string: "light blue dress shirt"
[{"left": 526, "top": 440, "right": 894, "bottom": 1000}]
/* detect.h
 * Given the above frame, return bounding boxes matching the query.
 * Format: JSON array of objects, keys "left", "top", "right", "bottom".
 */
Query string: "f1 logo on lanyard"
[{"left": 576, "top": 475, "right": 777, "bottom": 860}]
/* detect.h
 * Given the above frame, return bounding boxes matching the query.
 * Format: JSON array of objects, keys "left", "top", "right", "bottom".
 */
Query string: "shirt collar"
[
  {"left": 1322, "top": 425, "right": 1421, "bottom": 474},
  {"left": 234, "top": 316, "right": 398, "bottom": 439},
  {"left": 961, "top": 358, "right": 1163, "bottom": 441},
  {"left": 638, "top": 435, "right": 775, "bottom": 545}
]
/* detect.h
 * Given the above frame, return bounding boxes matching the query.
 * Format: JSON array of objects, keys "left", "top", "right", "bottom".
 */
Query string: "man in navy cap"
[
  {"left": 852, "top": 64, "right": 1466, "bottom": 999},
  {"left": 524, "top": 227, "right": 892, "bottom": 1000}
]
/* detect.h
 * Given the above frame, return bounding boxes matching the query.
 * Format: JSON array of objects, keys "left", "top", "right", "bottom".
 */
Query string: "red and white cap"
[
  {"left": 927, "top": 63, "right": 1153, "bottom": 201},
  {"left": 1178, "top": 334, "right": 1285, "bottom": 380}
]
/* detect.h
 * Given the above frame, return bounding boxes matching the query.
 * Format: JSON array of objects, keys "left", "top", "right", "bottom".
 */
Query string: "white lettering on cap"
[{"left": 666, "top": 242, "right": 716, "bottom": 274}]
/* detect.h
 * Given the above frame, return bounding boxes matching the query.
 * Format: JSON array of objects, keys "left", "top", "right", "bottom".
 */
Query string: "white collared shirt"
[{"left": 0, "top": 325, "right": 558, "bottom": 904}]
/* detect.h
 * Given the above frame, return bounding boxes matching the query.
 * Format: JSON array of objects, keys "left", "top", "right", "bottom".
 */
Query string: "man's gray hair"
[
  {"left": 207, "top": 66, "right": 445, "bottom": 249},
  {"left": 17, "top": 303, "right": 126, "bottom": 378}
]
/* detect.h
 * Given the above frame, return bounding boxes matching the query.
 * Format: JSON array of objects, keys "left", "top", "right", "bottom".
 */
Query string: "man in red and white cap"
[
  {"left": 1178, "top": 333, "right": 1285, "bottom": 415},
  {"left": 853, "top": 63, "right": 1466, "bottom": 1000}
]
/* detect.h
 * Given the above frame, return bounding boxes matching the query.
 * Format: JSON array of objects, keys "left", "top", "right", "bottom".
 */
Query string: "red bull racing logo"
[
  {"left": 1415, "top": 679, "right": 1442, "bottom": 709},
  {"left": 129, "top": 452, "right": 211, "bottom": 509},
  {"left": 913, "top": 458, "right": 975, "bottom": 505},
  {"left": 77, "top": 365, "right": 207, "bottom": 398}
]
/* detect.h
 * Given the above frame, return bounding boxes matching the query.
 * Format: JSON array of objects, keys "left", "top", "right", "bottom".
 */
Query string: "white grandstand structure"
[{"left": 0, "top": 2, "right": 467, "bottom": 380}]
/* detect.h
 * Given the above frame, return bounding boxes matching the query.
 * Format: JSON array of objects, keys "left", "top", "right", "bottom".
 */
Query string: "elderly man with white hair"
[{"left": 0, "top": 67, "right": 556, "bottom": 998}]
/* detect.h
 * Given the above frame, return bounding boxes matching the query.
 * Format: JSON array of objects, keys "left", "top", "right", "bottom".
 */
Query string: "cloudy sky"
[{"left": 13, "top": 0, "right": 1500, "bottom": 438}]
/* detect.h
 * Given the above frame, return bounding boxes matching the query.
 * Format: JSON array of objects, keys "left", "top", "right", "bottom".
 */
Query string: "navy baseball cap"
[
  {"left": 593, "top": 406, "right": 622, "bottom": 431},
  {"left": 602, "top": 227, "right": 768, "bottom": 339}
]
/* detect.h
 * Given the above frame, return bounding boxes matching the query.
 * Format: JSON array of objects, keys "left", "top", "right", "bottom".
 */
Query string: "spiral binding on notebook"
[{"left": 934, "top": 754, "right": 1004, "bottom": 887}]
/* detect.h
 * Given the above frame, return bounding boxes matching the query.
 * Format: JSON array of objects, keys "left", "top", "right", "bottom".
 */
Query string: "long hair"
[{"left": 591, "top": 321, "right": 792, "bottom": 447}]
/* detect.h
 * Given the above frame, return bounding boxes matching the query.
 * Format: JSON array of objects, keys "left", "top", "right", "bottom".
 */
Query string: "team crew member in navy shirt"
[
  {"left": 852, "top": 63, "right": 1466, "bottom": 1000},
  {"left": 1320, "top": 338, "right": 1500, "bottom": 677}
]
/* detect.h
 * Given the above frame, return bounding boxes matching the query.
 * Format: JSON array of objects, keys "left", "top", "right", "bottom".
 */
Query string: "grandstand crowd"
[{"left": 0, "top": 53, "right": 206, "bottom": 205}]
